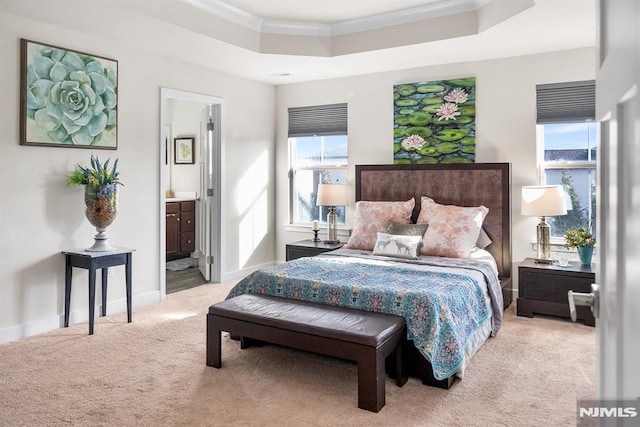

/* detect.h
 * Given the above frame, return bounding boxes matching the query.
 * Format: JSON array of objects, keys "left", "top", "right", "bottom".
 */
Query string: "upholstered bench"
[{"left": 206, "top": 294, "right": 407, "bottom": 412}]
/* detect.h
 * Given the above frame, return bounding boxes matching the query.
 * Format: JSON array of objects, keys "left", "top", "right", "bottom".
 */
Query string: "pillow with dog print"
[{"left": 372, "top": 232, "right": 423, "bottom": 259}]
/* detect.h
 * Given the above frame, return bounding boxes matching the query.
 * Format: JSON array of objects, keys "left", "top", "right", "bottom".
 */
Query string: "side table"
[
  {"left": 517, "top": 257, "right": 595, "bottom": 326},
  {"left": 63, "top": 247, "right": 135, "bottom": 335},
  {"left": 285, "top": 240, "right": 344, "bottom": 261}
]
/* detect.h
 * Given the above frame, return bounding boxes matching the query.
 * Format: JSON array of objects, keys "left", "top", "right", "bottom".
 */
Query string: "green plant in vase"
[
  {"left": 564, "top": 228, "right": 595, "bottom": 266},
  {"left": 67, "top": 155, "right": 123, "bottom": 252}
]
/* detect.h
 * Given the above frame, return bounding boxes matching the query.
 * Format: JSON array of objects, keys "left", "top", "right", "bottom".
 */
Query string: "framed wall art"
[
  {"left": 20, "top": 39, "right": 118, "bottom": 149},
  {"left": 393, "top": 77, "right": 476, "bottom": 164},
  {"left": 174, "top": 137, "right": 195, "bottom": 164}
]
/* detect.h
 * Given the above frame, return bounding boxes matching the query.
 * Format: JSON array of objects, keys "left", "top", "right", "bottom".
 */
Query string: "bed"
[{"left": 227, "top": 163, "right": 512, "bottom": 388}]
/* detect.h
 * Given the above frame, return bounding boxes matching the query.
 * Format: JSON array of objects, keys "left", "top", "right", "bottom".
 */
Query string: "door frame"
[{"left": 159, "top": 87, "right": 224, "bottom": 298}]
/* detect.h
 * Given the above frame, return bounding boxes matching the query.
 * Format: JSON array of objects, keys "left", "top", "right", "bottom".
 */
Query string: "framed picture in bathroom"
[{"left": 174, "top": 137, "right": 195, "bottom": 164}]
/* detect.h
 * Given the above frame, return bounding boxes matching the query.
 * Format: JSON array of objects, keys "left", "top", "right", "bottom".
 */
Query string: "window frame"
[
  {"left": 288, "top": 136, "right": 348, "bottom": 226},
  {"left": 536, "top": 121, "right": 597, "bottom": 240}
]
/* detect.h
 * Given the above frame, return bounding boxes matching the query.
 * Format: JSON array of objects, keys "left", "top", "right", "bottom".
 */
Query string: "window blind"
[
  {"left": 536, "top": 80, "right": 595, "bottom": 124},
  {"left": 288, "top": 103, "right": 347, "bottom": 137}
]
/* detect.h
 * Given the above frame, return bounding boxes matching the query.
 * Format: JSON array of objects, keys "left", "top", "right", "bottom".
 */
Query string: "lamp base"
[
  {"left": 324, "top": 240, "right": 340, "bottom": 245},
  {"left": 534, "top": 258, "right": 555, "bottom": 264}
]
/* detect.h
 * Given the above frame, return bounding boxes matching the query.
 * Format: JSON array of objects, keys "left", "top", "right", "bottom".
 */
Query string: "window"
[
  {"left": 288, "top": 104, "right": 348, "bottom": 225},
  {"left": 536, "top": 81, "right": 596, "bottom": 238}
]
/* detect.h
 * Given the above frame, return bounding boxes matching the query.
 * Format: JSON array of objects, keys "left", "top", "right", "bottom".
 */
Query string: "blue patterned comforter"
[{"left": 227, "top": 248, "right": 503, "bottom": 380}]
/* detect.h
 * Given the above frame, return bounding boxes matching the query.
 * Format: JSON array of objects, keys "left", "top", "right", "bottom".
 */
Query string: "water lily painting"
[
  {"left": 393, "top": 77, "right": 476, "bottom": 164},
  {"left": 20, "top": 39, "right": 118, "bottom": 149}
]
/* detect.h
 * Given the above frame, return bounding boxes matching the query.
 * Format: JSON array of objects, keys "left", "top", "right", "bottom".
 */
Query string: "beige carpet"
[{"left": 0, "top": 282, "right": 595, "bottom": 427}]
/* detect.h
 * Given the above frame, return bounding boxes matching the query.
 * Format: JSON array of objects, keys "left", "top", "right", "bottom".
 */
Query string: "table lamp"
[
  {"left": 316, "top": 184, "right": 348, "bottom": 244},
  {"left": 521, "top": 185, "right": 568, "bottom": 263}
]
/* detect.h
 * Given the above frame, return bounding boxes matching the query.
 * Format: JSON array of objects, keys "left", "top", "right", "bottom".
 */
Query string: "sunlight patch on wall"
[
  {"left": 239, "top": 190, "right": 268, "bottom": 267},
  {"left": 236, "top": 151, "right": 269, "bottom": 267}
]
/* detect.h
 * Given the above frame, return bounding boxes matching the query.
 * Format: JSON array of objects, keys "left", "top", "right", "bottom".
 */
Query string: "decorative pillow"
[
  {"left": 386, "top": 220, "right": 429, "bottom": 237},
  {"left": 476, "top": 228, "right": 492, "bottom": 249},
  {"left": 416, "top": 196, "right": 488, "bottom": 258},
  {"left": 345, "top": 199, "right": 415, "bottom": 251},
  {"left": 373, "top": 232, "right": 423, "bottom": 259}
]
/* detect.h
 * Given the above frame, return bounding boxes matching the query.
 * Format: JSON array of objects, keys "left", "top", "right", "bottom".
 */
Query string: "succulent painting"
[{"left": 22, "top": 40, "right": 117, "bottom": 148}]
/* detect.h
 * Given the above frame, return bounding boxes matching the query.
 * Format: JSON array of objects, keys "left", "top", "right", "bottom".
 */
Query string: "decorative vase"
[
  {"left": 577, "top": 246, "right": 594, "bottom": 266},
  {"left": 84, "top": 183, "right": 118, "bottom": 252}
]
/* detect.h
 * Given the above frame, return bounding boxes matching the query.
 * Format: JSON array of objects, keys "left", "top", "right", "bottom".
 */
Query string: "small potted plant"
[
  {"left": 564, "top": 228, "right": 596, "bottom": 266},
  {"left": 67, "top": 155, "right": 123, "bottom": 252}
]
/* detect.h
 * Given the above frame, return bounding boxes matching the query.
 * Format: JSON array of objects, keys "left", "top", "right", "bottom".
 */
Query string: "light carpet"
[{"left": 0, "top": 282, "right": 595, "bottom": 426}]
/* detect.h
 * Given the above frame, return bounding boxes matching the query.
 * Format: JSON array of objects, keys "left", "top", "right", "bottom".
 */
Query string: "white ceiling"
[{"left": 0, "top": 0, "right": 596, "bottom": 85}]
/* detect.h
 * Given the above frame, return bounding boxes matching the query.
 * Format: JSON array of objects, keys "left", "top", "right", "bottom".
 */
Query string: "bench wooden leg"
[
  {"left": 357, "top": 350, "right": 385, "bottom": 412},
  {"left": 206, "top": 314, "right": 221, "bottom": 368},
  {"left": 396, "top": 340, "right": 408, "bottom": 387}
]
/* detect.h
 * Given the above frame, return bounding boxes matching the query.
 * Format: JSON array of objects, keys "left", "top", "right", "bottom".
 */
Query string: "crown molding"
[
  {"left": 179, "top": 0, "right": 263, "bottom": 31},
  {"left": 181, "top": 0, "right": 493, "bottom": 37}
]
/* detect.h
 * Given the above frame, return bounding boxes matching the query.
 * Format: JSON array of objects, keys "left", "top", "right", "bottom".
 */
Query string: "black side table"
[
  {"left": 63, "top": 247, "right": 135, "bottom": 335},
  {"left": 285, "top": 240, "right": 344, "bottom": 261},
  {"left": 517, "top": 257, "right": 595, "bottom": 326}
]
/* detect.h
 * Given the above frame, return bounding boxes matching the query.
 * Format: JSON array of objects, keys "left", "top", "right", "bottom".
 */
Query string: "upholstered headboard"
[{"left": 355, "top": 163, "right": 512, "bottom": 278}]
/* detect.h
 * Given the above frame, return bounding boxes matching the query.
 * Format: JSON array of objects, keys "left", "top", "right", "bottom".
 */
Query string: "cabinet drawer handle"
[
  {"left": 177, "top": 218, "right": 180, "bottom": 221},
  {"left": 167, "top": 214, "right": 176, "bottom": 217}
]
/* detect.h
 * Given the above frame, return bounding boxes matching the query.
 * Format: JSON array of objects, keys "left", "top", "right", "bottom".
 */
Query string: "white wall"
[
  {"left": 167, "top": 99, "right": 201, "bottom": 195},
  {"left": 275, "top": 47, "right": 596, "bottom": 293},
  {"left": 0, "top": 11, "right": 276, "bottom": 343}
]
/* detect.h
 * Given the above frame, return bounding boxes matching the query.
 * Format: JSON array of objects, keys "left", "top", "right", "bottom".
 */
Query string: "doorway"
[{"left": 159, "top": 88, "right": 223, "bottom": 298}]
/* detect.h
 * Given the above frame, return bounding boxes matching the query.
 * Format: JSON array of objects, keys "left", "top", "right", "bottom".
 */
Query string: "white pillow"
[{"left": 373, "top": 232, "right": 423, "bottom": 259}]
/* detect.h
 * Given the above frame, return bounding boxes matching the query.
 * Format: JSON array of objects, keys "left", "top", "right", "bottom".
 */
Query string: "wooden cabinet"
[
  {"left": 517, "top": 257, "right": 595, "bottom": 326},
  {"left": 285, "top": 240, "right": 344, "bottom": 261},
  {"left": 166, "top": 201, "right": 196, "bottom": 261}
]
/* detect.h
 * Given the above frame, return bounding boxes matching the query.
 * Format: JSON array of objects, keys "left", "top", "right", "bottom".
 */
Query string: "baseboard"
[{"left": 0, "top": 290, "right": 160, "bottom": 345}]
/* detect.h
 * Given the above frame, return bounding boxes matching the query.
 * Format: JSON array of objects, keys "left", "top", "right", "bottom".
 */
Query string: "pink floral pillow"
[
  {"left": 345, "top": 199, "right": 415, "bottom": 250},
  {"left": 416, "top": 196, "right": 488, "bottom": 258}
]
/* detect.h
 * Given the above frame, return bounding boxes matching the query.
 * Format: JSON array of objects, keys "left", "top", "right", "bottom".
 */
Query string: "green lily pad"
[
  {"left": 441, "top": 156, "right": 473, "bottom": 164},
  {"left": 396, "top": 84, "right": 417, "bottom": 96},
  {"left": 405, "top": 127, "right": 433, "bottom": 138},
  {"left": 422, "top": 104, "right": 442, "bottom": 114},
  {"left": 418, "top": 146, "right": 440, "bottom": 156},
  {"left": 461, "top": 137, "right": 476, "bottom": 145},
  {"left": 452, "top": 116, "right": 474, "bottom": 125},
  {"left": 461, "top": 146, "right": 476, "bottom": 154},
  {"left": 458, "top": 106, "right": 476, "bottom": 116},
  {"left": 396, "top": 99, "right": 419, "bottom": 107},
  {"left": 416, "top": 157, "right": 439, "bottom": 164},
  {"left": 396, "top": 117, "right": 411, "bottom": 126},
  {"left": 394, "top": 143, "right": 402, "bottom": 153},
  {"left": 421, "top": 97, "right": 443, "bottom": 105},
  {"left": 435, "top": 129, "right": 469, "bottom": 142},
  {"left": 445, "top": 78, "right": 476, "bottom": 87},
  {"left": 393, "top": 92, "right": 400, "bottom": 101},
  {"left": 408, "top": 112, "right": 431, "bottom": 126},
  {"left": 398, "top": 108, "right": 415, "bottom": 115},
  {"left": 394, "top": 158, "right": 413, "bottom": 164},
  {"left": 393, "top": 129, "right": 405, "bottom": 138},
  {"left": 416, "top": 85, "right": 445, "bottom": 93},
  {"left": 435, "top": 142, "right": 461, "bottom": 154}
]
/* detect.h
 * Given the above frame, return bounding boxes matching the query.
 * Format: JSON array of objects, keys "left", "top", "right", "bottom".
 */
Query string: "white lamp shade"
[
  {"left": 316, "top": 184, "right": 348, "bottom": 207},
  {"left": 521, "top": 185, "right": 568, "bottom": 216}
]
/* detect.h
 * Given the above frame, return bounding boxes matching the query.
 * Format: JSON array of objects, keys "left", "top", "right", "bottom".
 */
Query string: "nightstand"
[
  {"left": 517, "top": 257, "right": 595, "bottom": 326},
  {"left": 285, "top": 240, "right": 344, "bottom": 261}
]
